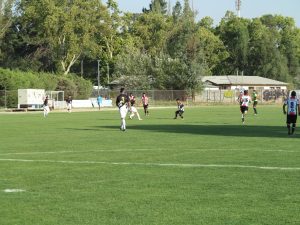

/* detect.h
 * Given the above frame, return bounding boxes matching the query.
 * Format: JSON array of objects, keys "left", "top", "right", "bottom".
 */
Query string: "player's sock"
[
  {"left": 287, "top": 124, "right": 291, "bottom": 135},
  {"left": 292, "top": 124, "right": 295, "bottom": 134},
  {"left": 254, "top": 108, "right": 257, "bottom": 114}
]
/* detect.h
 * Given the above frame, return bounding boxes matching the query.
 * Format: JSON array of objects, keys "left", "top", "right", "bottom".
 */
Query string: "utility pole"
[
  {"left": 168, "top": 0, "right": 171, "bottom": 16},
  {"left": 107, "top": 62, "right": 110, "bottom": 84},
  {"left": 97, "top": 60, "right": 100, "bottom": 96},
  {"left": 235, "top": 0, "right": 241, "bottom": 17}
]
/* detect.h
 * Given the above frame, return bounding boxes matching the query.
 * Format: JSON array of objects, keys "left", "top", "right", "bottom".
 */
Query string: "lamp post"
[{"left": 97, "top": 60, "right": 100, "bottom": 96}]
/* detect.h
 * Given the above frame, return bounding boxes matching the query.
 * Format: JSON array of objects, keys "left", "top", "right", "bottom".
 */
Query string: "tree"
[
  {"left": 143, "top": 0, "right": 168, "bottom": 15},
  {"left": 11, "top": 0, "right": 108, "bottom": 75},
  {"left": 216, "top": 11, "right": 250, "bottom": 74},
  {"left": 247, "top": 18, "right": 290, "bottom": 82}
]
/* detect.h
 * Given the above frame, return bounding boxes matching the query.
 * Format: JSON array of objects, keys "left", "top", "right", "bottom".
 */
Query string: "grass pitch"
[{"left": 0, "top": 105, "right": 300, "bottom": 225}]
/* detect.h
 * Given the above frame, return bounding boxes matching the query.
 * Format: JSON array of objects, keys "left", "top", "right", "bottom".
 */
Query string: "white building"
[{"left": 202, "top": 76, "right": 288, "bottom": 91}]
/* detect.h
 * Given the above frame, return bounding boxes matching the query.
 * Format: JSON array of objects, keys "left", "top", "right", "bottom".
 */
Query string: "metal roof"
[{"left": 202, "top": 76, "right": 288, "bottom": 86}]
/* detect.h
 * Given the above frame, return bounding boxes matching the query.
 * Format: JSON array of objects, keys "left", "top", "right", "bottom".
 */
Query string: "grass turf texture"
[{"left": 0, "top": 106, "right": 300, "bottom": 225}]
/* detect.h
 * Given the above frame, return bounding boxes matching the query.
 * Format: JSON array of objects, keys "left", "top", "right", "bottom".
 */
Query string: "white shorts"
[
  {"left": 119, "top": 105, "right": 128, "bottom": 119},
  {"left": 130, "top": 106, "right": 137, "bottom": 113},
  {"left": 67, "top": 103, "right": 72, "bottom": 110},
  {"left": 44, "top": 106, "right": 50, "bottom": 112}
]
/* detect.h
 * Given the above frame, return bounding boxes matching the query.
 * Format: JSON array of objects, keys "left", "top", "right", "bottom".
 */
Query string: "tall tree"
[
  {"left": 143, "top": 0, "right": 168, "bottom": 15},
  {"left": 10, "top": 0, "right": 108, "bottom": 75},
  {"left": 216, "top": 11, "right": 250, "bottom": 74}
]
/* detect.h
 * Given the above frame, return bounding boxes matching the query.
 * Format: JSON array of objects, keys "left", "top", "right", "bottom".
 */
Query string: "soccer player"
[
  {"left": 252, "top": 90, "right": 258, "bottom": 115},
  {"left": 128, "top": 93, "right": 142, "bottom": 120},
  {"left": 43, "top": 96, "right": 50, "bottom": 117},
  {"left": 141, "top": 93, "right": 149, "bottom": 116},
  {"left": 174, "top": 98, "right": 184, "bottom": 119},
  {"left": 283, "top": 91, "right": 300, "bottom": 135},
  {"left": 66, "top": 95, "right": 72, "bottom": 113},
  {"left": 240, "top": 90, "right": 251, "bottom": 124},
  {"left": 116, "top": 88, "right": 129, "bottom": 131}
]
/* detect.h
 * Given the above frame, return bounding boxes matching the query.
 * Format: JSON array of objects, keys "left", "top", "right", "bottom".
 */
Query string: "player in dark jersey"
[
  {"left": 283, "top": 91, "right": 300, "bottom": 135},
  {"left": 66, "top": 95, "right": 72, "bottom": 113},
  {"left": 174, "top": 98, "right": 184, "bottom": 119},
  {"left": 43, "top": 96, "right": 50, "bottom": 117},
  {"left": 116, "top": 88, "right": 129, "bottom": 131}
]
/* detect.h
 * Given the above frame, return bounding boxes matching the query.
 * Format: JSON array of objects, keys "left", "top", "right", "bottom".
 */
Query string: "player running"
[
  {"left": 240, "top": 90, "right": 251, "bottom": 124},
  {"left": 174, "top": 98, "right": 184, "bottom": 119},
  {"left": 116, "top": 88, "right": 129, "bottom": 131},
  {"left": 128, "top": 93, "right": 142, "bottom": 120},
  {"left": 283, "top": 91, "right": 300, "bottom": 135}
]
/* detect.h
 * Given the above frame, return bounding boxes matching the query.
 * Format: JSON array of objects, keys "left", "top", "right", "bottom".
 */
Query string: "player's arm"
[
  {"left": 283, "top": 103, "right": 287, "bottom": 114},
  {"left": 116, "top": 96, "right": 119, "bottom": 107}
]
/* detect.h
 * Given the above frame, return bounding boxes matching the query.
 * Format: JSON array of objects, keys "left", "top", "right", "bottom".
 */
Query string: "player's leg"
[
  {"left": 174, "top": 110, "right": 179, "bottom": 119},
  {"left": 179, "top": 111, "right": 184, "bottom": 119},
  {"left": 253, "top": 102, "right": 258, "bottom": 115},
  {"left": 287, "top": 123, "right": 291, "bottom": 135},
  {"left": 120, "top": 107, "right": 127, "bottom": 131},
  {"left": 240, "top": 107, "right": 245, "bottom": 123},
  {"left": 291, "top": 116, "right": 297, "bottom": 134},
  {"left": 291, "top": 123, "right": 296, "bottom": 134}
]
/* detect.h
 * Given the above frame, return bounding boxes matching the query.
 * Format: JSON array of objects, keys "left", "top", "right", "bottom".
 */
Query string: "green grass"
[{"left": 0, "top": 105, "right": 300, "bottom": 225}]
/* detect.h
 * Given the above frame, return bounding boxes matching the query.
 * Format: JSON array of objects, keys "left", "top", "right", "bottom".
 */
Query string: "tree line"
[{"left": 1, "top": 0, "right": 300, "bottom": 91}]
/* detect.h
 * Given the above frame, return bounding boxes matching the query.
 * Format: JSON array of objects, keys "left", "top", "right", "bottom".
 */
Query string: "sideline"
[{"left": 1, "top": 158, "right": 300, "bottom": 171}]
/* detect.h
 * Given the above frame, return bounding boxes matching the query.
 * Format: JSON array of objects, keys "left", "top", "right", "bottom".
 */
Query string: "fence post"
[{"left": 4, "top": 88, "right": 7, "bottom": 109}]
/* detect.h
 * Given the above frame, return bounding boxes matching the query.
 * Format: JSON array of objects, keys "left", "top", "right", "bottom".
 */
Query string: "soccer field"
[{"left": 0, "top": 106, "right": 300, "bottom": 225}]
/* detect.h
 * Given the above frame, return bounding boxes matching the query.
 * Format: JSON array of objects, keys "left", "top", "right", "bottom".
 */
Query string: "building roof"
[{"left": 202, "top": 76, "right": 288, "bottom": 86}]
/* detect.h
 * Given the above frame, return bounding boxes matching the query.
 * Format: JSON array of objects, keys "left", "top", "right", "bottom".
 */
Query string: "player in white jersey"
[
  {"left": 240, "top": 90, "right": 251, "bottom": 124},
  {"left": 128, "top": 93, "right": 142, "bottom": 120},
  {"left": 283, "top": 91, "right": 300, "bottom": 135}
]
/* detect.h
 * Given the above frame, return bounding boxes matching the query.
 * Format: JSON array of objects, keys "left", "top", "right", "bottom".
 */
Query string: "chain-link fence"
[{"left": 0, "top": 89, "right": 289, "bottom": 110}]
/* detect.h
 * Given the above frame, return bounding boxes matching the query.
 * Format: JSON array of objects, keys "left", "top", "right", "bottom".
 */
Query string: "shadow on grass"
[{"left": 101, "top": 124, "right": 292, "bottom": 138}]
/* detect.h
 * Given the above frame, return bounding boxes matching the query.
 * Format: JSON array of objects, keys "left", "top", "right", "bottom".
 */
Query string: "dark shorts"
[
  {"left": 253, "top": 101, "right": 258, "bottom": 107},
  {"left": 143, "top": 104, "right": 148, "bottom": 109},
  {"left": 287, "top": 115, "right": 297, "bottom": 124},
  {"left": 240, "top": 106, "right": 248, "bottom": 113},
  {"left": 176, "top": 110, "right": 184, "bottom": 115}
]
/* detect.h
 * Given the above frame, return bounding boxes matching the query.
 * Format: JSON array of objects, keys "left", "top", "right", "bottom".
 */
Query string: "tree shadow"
[{"left": 101, "top": 124, "right": 293, "bottom": 139}]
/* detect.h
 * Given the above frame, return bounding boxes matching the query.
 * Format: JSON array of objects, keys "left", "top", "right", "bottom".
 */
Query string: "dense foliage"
[{"left": 1, "top": 0, "right": 300, "bottom": 90}]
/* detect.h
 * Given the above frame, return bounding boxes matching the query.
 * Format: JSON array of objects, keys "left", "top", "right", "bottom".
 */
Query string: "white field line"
[
  {"left": 0, "top": 158, "right": 300, "bottom": 171},
  {"left": 0, "top": 148, "right": 299, "bottom": 156}
]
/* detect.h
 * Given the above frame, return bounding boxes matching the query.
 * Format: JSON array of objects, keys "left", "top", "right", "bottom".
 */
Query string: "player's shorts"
[
  {"left": 253, "top": 101, "right": 258, "bottom": 107},
  {"left": 67, "top": 103, "right": 72, "bottom": 110},
  {"left": 287, "top": 115, "right": 297, "bottom": 124},
  {"left": 44, "top": 106, "right": 50, "bottom": 112},
  {"left": 143, "top": 104, "right": 148, "bottom": 109},
  {"left": 240, "top": 106, "right": 248, "bottom": 113},
  {"left": 130, "top": 106, "right": 137, "bottom": 113},
  {"left": 119, "top": 105, "right": 128, "bottom": 119}
]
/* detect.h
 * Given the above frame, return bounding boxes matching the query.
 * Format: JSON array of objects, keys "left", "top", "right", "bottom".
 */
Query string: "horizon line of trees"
[{"left": 1, "top": 0, "right": 300, "bottom": 91}]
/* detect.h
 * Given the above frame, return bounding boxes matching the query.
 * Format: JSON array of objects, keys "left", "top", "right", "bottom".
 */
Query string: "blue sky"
[{"left": 116, "top": 0, "right": 300, "bottom": 27}]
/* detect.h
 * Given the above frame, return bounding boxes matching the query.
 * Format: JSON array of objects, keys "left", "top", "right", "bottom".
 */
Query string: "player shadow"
[{"left": 102, "top": 124, "right": 292, "bottom": 138}]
